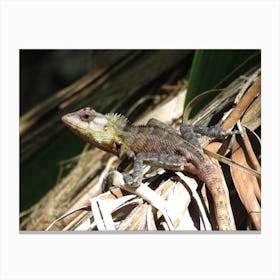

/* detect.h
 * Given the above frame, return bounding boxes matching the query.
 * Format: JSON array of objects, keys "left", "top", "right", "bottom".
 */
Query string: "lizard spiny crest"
[{"left": 106, "top": 113, "right": 129, "bottom": 130}]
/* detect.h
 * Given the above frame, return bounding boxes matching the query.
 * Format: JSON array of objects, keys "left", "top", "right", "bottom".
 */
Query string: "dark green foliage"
[{"left": 185, "top": 50, "right": 261, "bottom": 117}]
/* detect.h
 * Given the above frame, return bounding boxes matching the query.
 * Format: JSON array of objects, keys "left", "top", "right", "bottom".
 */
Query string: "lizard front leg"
[{"left": 122, "top": 152, "right": 187, "bottom": 187}]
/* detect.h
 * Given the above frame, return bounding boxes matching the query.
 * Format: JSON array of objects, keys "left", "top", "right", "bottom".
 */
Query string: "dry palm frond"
[{"left": 44, "top": 67, "right": 261, "bottom": 232}]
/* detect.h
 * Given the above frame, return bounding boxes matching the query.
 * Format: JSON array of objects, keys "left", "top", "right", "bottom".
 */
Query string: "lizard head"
[{"left": 62, "top": 107, "right": 127, "bottom": 155}]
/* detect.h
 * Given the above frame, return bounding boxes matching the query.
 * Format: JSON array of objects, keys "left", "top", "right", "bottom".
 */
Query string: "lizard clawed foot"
[
  {"left": 102, "top": 170, "right": 125, "bottom": 191},
  {"left": 122, "top": 173, "right": 141, "bottom": 188},
  {"left": 215, "top": 120, "right": 241, "bottom": 137},
  {"left": 103, "top": 170, "right": 140, "bottom": 191},
  {"left": 208, "top": 123, "right": 241, "bottom": 139}
]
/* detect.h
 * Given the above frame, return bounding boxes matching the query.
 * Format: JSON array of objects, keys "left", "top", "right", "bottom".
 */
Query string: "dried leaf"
[{"left": 230, "top": 131, "right": 261, "bottom": 230}]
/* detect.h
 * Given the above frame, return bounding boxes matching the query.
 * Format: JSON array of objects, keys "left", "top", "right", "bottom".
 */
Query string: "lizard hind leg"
[
  {"left": 181, "top": 123, "right": 238, "bottom": 140},
  {"left": 179, "top": 124, "right": 202, "bottom": 149}
]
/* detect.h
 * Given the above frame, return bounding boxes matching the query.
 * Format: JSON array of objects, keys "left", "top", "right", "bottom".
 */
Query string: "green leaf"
[{"left": 185, "top": 50, "right": 261, "bottom": 117}]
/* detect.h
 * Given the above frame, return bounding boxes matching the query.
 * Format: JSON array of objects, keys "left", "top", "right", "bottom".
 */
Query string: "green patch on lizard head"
[{"left": 62, "top": 107, "right": 128, "bottom": 155}]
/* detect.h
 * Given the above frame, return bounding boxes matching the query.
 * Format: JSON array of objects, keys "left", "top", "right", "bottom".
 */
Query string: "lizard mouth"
[
  {"left": 62, "top": 114, "right": 92, "bottom": 143},
  {"left": 61, "top": 115, "right": 71, "bottom": 125},
  {"left": 61, "top": 114, "right": 86, "bottom": 131},
  {"left": 61, "top": 115, "right": 75, "bottom": 128}
]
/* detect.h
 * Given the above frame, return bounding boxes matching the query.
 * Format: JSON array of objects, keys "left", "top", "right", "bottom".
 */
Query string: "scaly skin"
[{"left": 62, "top": 107, "right": 236, "bottom": 230}]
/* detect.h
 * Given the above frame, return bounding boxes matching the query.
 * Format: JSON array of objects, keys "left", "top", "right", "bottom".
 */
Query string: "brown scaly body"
[
  {"left": 62, "top": 107, "right": 236, "bottom": 230},
  {"left": 127, "top": 125, "right": 233, "bottom": 230}
]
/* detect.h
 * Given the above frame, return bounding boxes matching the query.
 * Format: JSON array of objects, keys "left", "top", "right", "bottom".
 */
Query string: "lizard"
[{"left": 62, "top": 107, "right": 237, "bottom": 230}]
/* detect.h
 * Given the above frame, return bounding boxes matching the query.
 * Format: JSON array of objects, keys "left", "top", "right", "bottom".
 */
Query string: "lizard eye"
[
  {"left": 78, "top": 108, "right": 95, "bottom": 122},
  {"left": 83, "top": 114, "right": 90, "bottom": 119}
]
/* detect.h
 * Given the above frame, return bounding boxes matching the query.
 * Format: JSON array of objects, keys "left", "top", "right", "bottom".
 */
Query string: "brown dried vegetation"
[{"left": 21, "top": 68, "right": 261, "bottom": 232}]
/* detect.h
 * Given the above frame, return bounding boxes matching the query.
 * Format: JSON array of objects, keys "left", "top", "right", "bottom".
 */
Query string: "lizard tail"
[{"left": 197, "top": 162, "right": 236, "bottom": 231}]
